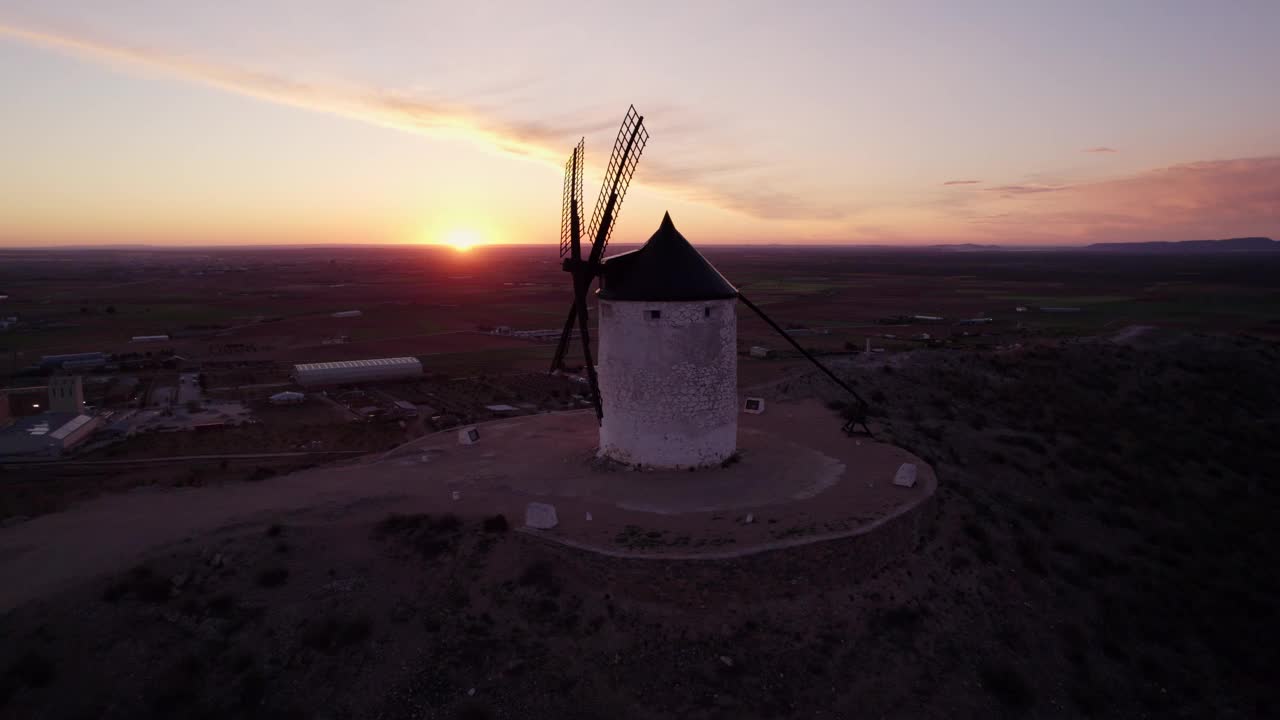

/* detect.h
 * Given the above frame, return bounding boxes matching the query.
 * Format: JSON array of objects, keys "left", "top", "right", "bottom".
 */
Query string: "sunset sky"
[{"left": 2, "top": 1, "right": 1278, "bottom": 248}]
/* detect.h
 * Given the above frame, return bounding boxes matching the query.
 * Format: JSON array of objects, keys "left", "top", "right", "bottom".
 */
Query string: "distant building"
[
  {"left": 269, "top": 391, "right": 306, "bottom": 405},
  {"left": 749, "top": 346, "right": 772, "bottom": 359},
  {"left": 62, "top": 358, "right": 107, "bottom": 372},
  {"left": 291, "top": 357, "right": 423, "bottom": 387},
  {"left": 912, "top": 315, "right": 945, "bottom": 322},
  {"left": 0, "top": 386, "right": 47, "bottom": 417},
  {"left": 331, "top": 310, "right": 363, "bottom": 318},
  {"left": 957, "top": 317, "right": 994, "bottom": 325},
  {"left": 49, "top": 414, "right": 99, "bottom": 450},
  {"left": 0, "top": 413, "right": 102, "bottom": 458},
  {"left": 40, "top": 351, "right": 106, "bottom": 371},
  {"left": 48, "top": 376, "right": 84, "bottom": 414},
  {"left": 1015, "top": 306, "right": 1028, "bottom": 313},
  {"left": 131, "top": 335, "right": 170, "bottom": 343}
]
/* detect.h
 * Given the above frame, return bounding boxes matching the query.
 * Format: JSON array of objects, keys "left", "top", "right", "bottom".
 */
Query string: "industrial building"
[
  {"left": 131, "top": 335, "right": 170, "bottom": 343},
  {"left": 291, "top": 357, "right": 422, "bottom": 387},
  {"left": 0, "top": 412, "right": 102, "bottom": 457},
  {"left": 48, "top": 376, "right": 84, "bottom": 414},
  {"left": 40, "top": 351, "right": 106, "bottom": 371}
]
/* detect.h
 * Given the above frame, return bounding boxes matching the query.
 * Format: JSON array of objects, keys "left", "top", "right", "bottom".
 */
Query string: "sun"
[{"left": 442, "top": 227, "right": 482, "bottom": 252}]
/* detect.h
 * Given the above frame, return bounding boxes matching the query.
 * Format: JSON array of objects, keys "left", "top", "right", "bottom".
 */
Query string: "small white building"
[
  {"left": 596, "top": 213, "right": 738, "bottom": 469},
  {"left": 332, "top": 310, "right": 363, "bottom": 318}
]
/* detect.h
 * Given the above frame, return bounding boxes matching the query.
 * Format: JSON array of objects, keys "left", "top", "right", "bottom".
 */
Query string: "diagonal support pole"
[
  {"left": 738, "top": 292, "right": 873, "bottom": 436},
  {"left": 550, "top": 301, "right": 577, "bottom": 372}
]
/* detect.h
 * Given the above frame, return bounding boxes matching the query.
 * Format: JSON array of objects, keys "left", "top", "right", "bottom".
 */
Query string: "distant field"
[
  {"left": 2, "top": 246, "right": 1278, "bottom": 372},
  {"left": 1000, "top": 295, "right": 1135, "bottom": 305}
]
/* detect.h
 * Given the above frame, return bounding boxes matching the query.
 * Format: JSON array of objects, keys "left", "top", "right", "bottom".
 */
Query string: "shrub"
[
  {"left": 482, "top": 514, "right": 509, "bottom": 533},
  {"left": 301, "top": 615, "right": 372, "bottom": 653},
  {"left": 256, "top": 567, "right": 289, "bottom": 588},
  {"left": 518, "top": 561, "right": 561, "bottom": 596},
  {"left": 979, "top": 662, "right": 1034, "bottom": 710},
  {"left": 5, "top": 650, "right": 56, "bottom": 689}
]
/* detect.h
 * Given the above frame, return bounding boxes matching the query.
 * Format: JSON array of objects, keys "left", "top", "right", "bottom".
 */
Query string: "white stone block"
[
  {"left": 524, "top": 502, "right": 559, "bottom": 529},
  {"left": 893, "top": 463, "right": 918, "bottom": 488},
  {"left": 457, "top": 426, "right": 480, "bottom": 445}
]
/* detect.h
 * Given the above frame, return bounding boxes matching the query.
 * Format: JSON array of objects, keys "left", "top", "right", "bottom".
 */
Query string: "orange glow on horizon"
[{"left": 434, "top": 227, "right": 485, "bottom": 252}]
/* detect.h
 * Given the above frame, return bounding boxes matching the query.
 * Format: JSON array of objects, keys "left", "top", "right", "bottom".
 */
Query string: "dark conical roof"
[{"left": 597, "top": 213, "right": 737, "bottom": 302}]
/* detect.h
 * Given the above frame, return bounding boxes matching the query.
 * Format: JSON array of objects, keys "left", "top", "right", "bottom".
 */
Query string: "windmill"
[
  {"left": 550, "top": 105, "right": 649, "bottom": 421},
  {"left": 549, "top": 107, "right": 871, "bottom": 460}
]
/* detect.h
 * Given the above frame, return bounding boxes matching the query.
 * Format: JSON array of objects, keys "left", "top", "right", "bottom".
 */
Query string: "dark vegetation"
[{"left": 1, "top": 333, "right": 1278, "bottom": 718}]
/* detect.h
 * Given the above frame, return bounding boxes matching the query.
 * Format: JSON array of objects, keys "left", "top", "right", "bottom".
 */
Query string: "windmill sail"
[
  {"left": 585, "top": 105, "right": 648, "bottom": 261},
  {"left": 548, "top": 106, "right": 649, "bottom": 423},
  {"left": 559, "top": 139, "right": 584, "bottom": 259}
]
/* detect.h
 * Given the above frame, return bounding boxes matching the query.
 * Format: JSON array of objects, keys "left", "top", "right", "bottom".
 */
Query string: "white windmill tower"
[{"left": 595, "top": 212, "right": 739, "bottom": 468}]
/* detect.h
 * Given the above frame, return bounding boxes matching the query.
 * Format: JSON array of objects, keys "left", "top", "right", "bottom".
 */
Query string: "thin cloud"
[
  {"left": 943, "top": 179, "right": 983, "bottom": 186},
  {"left": 952, "top": 157, "right": 1280, "bottom": 241},
  {"left": 985, "top": 184, "right": 1068, "bottom": 195},
  {"left": 1083, "top": 146, "right": 1118, "bottom": 153},
  {"left": 0, "top": 22, "right": 840, "bottom": 222}
]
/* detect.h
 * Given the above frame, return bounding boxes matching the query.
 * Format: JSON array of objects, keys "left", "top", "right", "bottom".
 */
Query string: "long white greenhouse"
[{"left": 291, "top": 357, "right": 423, "bottom": 387}]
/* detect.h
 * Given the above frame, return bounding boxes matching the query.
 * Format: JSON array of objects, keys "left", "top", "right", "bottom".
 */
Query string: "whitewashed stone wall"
[{"left": 597, "top": 298, "right": 737, "bottom": 468}]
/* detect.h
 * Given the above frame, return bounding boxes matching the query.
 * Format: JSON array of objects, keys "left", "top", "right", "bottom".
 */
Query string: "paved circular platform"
[
  {"left": 0, "top": 399, "right": 937, "bottom": 612},
  {"left": 379, "top": 398, "right": 937, "bottom": 559}
]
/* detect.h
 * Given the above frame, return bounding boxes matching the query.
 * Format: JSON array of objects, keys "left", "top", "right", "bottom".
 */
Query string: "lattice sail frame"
[
  {"left": 585, "top": 105, "right": 649, "bottom": 257},
  {"left": 559, "top": 138, "right": 585, "bottom": 258}
]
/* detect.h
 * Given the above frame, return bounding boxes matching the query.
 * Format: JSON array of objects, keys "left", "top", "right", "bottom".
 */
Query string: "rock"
[
  {"left": 210, "top": 553, "right": 225, "bottom": 568},
  {"left": 524, "top": 502, "right": 559, "bottom": 530},
  {"left": 719, "top": 655, "right": 734, "bottom": 668},
  {"left": 451, "top": 490, "right": 462, "bottom": 501},
  {"left": 170, "top": 572, "right": 189, "bottom": 588},
  {"left": 743, "top": 513, "right": 754, "bottom": 524},
  {"left": 585, "top": 512, "right": 593, "bottom": 521},
  {"left": 893, "top": 463, "right": 918, "bottom": 488}
]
